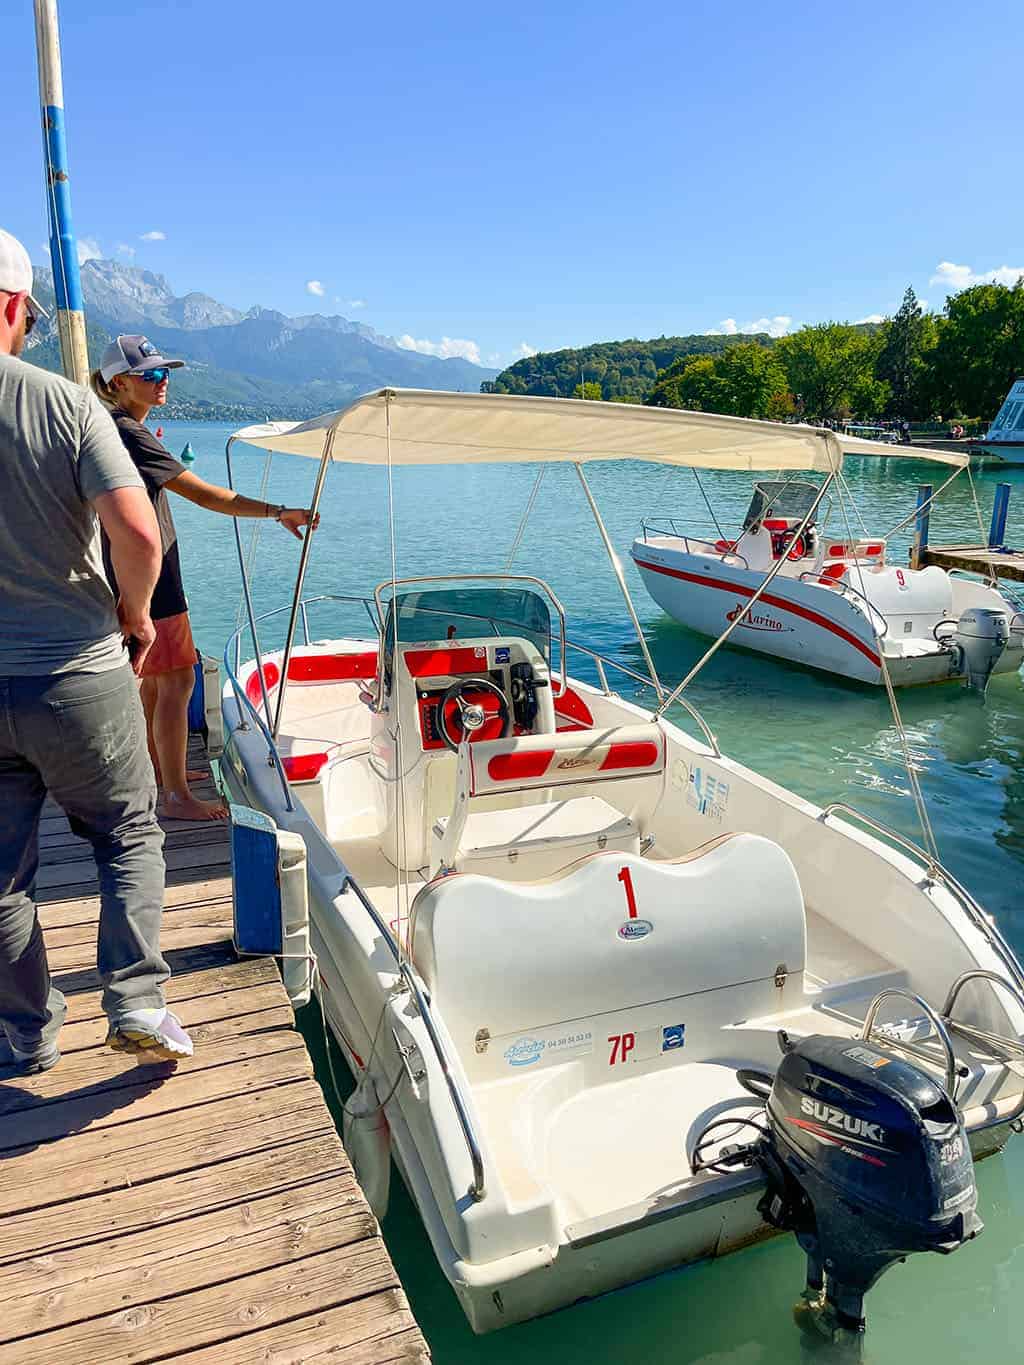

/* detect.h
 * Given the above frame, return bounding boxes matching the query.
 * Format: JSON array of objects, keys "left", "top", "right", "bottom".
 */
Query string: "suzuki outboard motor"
[
  {"left": 951, "top": 607, "right": 1009, "bottom": 693},
  {"left": 757, "top": 1034, "right": 981, "bottom": 1346}
]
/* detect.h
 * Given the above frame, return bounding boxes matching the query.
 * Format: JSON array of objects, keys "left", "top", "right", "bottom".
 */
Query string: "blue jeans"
[{"left": 0, "top": 666, "right": 168, "bottom": 1049}]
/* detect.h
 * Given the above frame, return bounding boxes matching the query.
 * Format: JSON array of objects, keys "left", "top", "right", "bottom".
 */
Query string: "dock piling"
[
  {"left": 989, "top": 483, "right": 1011, "bottom": 549},
  {"left": 910, "top": 483, "right": 932, "bottom": 570}
]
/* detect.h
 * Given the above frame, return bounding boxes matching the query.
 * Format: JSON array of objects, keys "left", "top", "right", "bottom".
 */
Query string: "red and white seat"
[{"left": 432, "top": 723, "right": 667, "bottom": 880}]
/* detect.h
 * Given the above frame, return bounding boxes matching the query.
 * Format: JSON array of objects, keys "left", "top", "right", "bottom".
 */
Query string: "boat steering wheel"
[{"left": 437, "top": 677, "right": 512, "bottom": 751}]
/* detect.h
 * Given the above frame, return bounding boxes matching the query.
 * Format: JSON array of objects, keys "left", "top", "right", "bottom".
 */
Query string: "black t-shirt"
[{"left": 104, "top": 411, "right": 188, "bottom": 620}]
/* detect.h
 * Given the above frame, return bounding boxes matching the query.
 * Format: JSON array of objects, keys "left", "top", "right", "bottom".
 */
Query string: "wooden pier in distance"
[
  {"left": 915, "top": 544, "right": 1024, "bottom": 583},
  {"left": 0, "top": 740, "right": 429, "bottom": 1365},
  {"left": 910, "top": 479, "right": 1024, "bottom": 584}
]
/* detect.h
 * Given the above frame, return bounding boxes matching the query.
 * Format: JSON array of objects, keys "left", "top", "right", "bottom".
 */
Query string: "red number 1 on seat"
[{"left": 617, "top": 866, "right": 638, "bottom": 919}]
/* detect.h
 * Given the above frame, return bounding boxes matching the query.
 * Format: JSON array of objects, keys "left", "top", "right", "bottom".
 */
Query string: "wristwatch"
[{"left": 267, "top": 503, "right": 285, "bottom": 521}]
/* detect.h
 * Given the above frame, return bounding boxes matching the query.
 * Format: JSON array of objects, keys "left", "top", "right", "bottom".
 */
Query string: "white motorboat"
[
  {"left": 974, "top": 377, "right": 1024, "bottom": 464},
  {"left": 218, "top": 392, "right": 1024, "bottom": 1343},
  {"left": 632, "top": 475, "right": 1024, "bottom": 689}
]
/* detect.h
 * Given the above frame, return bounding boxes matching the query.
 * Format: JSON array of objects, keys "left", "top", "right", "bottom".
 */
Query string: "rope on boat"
[
  {"left": 832, "top": 476, "right": 940, "bottom": 863},
  {"left": 310, "top": 956, "right": 404, "bottom": 1122},
  {"left": 234, "top": 450, "right": 275, "bottom": 631},
  {"left": 384, "top": 392, "right": 414, "bottom": 961},
  {"left": 505, "top": 467, "right": 546, "bottom": 572},
  {"left": 966, "top": 463, "right": 999, "bottom": 588},
  {"left": 879, "top": 465, "right": 965, "bottom": 540}
]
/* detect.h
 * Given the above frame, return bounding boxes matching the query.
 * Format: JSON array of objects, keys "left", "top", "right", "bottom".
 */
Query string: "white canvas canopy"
[{"left": 230, "top": 389, "right": 969, "bottom": 472}]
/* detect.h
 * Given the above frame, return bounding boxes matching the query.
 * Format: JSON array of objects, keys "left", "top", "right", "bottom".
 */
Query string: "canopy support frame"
[
  {"left": 272, "top": 428, "right": 335, "bottom": 741},
  {"left": 655, "top": 467, "right": 839, "bottom": 718},
  {"left": 574, "top": 462, "right": 665, "bottom": 702}
]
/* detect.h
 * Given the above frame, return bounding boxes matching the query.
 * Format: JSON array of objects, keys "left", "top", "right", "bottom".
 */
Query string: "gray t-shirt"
[{"left": 0, "top": 354, "right": 145, "bottom": 675}]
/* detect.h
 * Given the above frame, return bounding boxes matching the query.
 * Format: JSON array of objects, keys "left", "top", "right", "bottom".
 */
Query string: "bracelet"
[{"left": 265, "top": 502, "right": 285, "bottom": 521}]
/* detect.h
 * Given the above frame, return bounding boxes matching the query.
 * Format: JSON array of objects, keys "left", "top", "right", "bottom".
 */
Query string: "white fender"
[{"left": 343, "top": 1080, "right": 392, "bottom": 1219}]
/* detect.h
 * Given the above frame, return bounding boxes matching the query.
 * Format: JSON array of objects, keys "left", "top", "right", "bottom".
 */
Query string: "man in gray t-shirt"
[{"left": 0, "top": 226, "right": 193, "bottom": 1069}]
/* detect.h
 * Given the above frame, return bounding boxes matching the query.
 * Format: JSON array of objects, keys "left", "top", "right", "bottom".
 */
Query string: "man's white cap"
[{"left": 0, "top": 228, "right": 49, "bottom": 318}]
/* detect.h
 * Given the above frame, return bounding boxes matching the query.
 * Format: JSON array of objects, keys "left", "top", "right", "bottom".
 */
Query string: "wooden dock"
[
  {"left": 0, "top": 741, "right": 429, "bottom": 1364},
  {"left": 917, "top": 544, "right": 1024, "bottom": 583}
]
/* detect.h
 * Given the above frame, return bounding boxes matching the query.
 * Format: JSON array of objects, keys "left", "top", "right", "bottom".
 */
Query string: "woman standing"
[{"left": 92, "top": 335, "right": 318, "bottom": 820}]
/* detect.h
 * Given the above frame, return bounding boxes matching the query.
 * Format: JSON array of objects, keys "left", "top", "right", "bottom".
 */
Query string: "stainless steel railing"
[
  {"left": 223, "top": 592, "right": 382, "bottom": 811},
  {"left": 638, "top": 518, "right": 750, "bottom": 570},
  {"left": 562, "top": 637, "right": 720, "bottom": 757},
  {"left": 339, "top": 875, "right": 487, "bottom": 1202},
  {"left": 798, "top": 571, "right": 889, "bottom": 639},
  {"left": 818, "top": 802, "right": 1024, "bottom": 998}
]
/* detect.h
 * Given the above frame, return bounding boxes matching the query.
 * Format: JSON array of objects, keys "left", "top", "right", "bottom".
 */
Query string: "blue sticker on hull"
[{"left": 662, "top": 1024, "right": 686, "bottom": 1051}]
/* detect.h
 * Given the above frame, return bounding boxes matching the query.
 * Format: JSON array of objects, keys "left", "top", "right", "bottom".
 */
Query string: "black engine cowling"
[{"left": 758, "top": 1033, "right": 982, "bottom": 1336}]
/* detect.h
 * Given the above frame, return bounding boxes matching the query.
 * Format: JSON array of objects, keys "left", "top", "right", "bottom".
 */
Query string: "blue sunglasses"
[{"left": 130, "top": 367, "right": 171, "bottom": 384}]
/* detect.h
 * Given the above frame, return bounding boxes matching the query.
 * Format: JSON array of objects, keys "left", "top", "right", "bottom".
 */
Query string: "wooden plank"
[
  {"left": 42, "top": 899, "right": 232, "bottom": 952},
  {"left": 3, "top": 1239, "right": 400, "bottom": 1365},
  {"left": 39, "top": 875, "right": 234, "bottom": 926},
  {"left": 0, "top": 1178, "right": 372, "bottom": 1342},
  {"left": 10, "top": 733, "right": 430, "bottom": 1363},
  {"left": 39, "top": 824, "right": 229, "bottom": 867},
  {"left": 0, "top": 1025, "right": 306, "bottom": 1124},
  {"left": 0, "top": 1130, "right": 349, "bottom": 1264},
  {"left": 53, "top": 980, "right": 289, "bottom": 1054},
  {"left": 35, "top": 841, "right": 232, "bottom": 892},
  {"left": 54, "top": 953, "right": 277, "bottom": 1026},
  {"left": 173, "top": 1294, "right": 428, "bottom": 1365},
  {"left": 0, "top": 1079, "right": 333, "bottom": 1221},
  {"left": 919, "top": 544, "right": 1024, "bottom": 582},
  {"left": 52, "top": 936, "right": 241, "bottom": 999},
  {"left": 48, "top": 919, "right": 233, "bottom": 977}
]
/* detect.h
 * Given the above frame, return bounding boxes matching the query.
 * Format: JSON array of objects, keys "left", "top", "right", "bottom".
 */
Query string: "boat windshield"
[
  {"left": 743, "top": 480, "right": 822, "bottom": 529},
  {"left": 383, "top": 585, "right": 552, "bottom": 661}
]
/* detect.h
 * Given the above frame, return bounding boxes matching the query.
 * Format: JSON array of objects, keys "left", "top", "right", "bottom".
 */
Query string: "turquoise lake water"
[{"left": 164, "top": 420, "right": 1024, "bottom": 1364}]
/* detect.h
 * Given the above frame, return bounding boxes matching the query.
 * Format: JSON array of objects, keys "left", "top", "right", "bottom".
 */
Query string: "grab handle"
[{"left": 862, "top": 988, "right": 960, "bottom": 1096}]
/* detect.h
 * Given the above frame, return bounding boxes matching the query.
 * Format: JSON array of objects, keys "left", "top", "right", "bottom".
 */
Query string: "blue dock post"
[
  {"left": 989, "top": 483, "right": 1010, "bottom": 549},
  {"left": 911, "top": 484, "right": 932, "bottom": 569}
]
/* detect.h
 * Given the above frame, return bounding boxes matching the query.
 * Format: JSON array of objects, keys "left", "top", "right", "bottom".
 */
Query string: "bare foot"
[
  {"left": 161, "top": 792, "right": 229, "bottom": 822},
  {"left": 156, "top": 769, "right": 207, "bottom": 786}
]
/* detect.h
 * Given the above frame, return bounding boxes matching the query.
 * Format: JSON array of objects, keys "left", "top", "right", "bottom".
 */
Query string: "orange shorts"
[{"left": 139, "top": 612, "right": 197, "bottom": 677}]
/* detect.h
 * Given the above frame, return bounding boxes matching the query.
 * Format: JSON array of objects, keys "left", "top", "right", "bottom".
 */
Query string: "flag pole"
[{"left": 34, "top": 0, "right": 89, "bottom": 384}]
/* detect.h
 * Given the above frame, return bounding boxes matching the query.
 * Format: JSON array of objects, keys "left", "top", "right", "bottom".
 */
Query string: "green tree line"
[{"left": 485, "top": 281, "right": 1024, "bottom": 423}]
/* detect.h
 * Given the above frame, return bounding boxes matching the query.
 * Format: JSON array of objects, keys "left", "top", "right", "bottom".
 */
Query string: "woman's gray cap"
[{"left": 99, "top": 334, "right": 185, "bottom": 383}]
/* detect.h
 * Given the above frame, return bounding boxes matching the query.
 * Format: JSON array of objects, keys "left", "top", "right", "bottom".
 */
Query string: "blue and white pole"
[{"left": 34, "top": 0, "right": 89, "bottom": 384}]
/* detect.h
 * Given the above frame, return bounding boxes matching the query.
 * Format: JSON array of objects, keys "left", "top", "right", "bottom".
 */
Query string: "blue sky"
[{"left": 4, "top": 0, "right": 1022, "bottom": 369}]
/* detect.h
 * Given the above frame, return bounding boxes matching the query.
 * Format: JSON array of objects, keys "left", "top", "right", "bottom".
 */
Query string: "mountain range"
[{"left": 25, "top": 258, "right": 497, "bottom": 419}]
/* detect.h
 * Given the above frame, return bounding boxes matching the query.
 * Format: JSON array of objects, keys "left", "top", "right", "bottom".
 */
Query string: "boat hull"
[
  {"left": 632, "top": 540, "right": 1023, "bottom": 687},
  {"left": 220, "top": 642, "right": 1024, "bottom": 1333}
]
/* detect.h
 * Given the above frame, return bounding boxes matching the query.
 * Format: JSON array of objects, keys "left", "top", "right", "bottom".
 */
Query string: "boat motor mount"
[
  {"left": 756, "top": 1032, "right": 982, "bottom": 1342},
  {"left": 937, "top": 607, "right": 1010, "bottom": 693}
]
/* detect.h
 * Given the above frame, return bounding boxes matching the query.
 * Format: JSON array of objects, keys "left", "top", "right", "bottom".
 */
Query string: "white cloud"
[
  {"left": 855, "top": 313, "right": 885, "bottom": 324},
  {"left": 396, "top": 334, "right": 483, "bottom": 365},
  {"left": 348, "top": 298, "right": 367, "bottom": 309},
  {"left": 139, "top": 230, "right": 166, "bottom": 242},
  {"left": 515, "top": 342, "right": 538, "bottom": 358},
  {"left": 305, "top": 279, "right": 325, "bottom": 297},
  {"left": 707, "top": 315, "right": 793, "bottom": 338},
  {"left": 115, "top": 242, "right": 136, "bottom": 259},
  {"left": 76, "top": 236, "right": 102, "bottom": 264},
  {"left": 930, "top": 260, "right": 1024, "bottom": 291}
]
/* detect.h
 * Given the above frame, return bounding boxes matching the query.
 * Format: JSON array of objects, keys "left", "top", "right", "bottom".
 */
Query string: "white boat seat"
[
  {"left": 433, "top": 722, "right": 667, "bottom": 876},
  {"left": 432, "top": 796, "right": 640, "bottom": 882},
  {"left": 410, "top": 835, "right": 807, "bottom": 1083}
]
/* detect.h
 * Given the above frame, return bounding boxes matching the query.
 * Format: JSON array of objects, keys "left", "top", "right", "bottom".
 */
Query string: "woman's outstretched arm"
[{"left": 164, "top": 470, "right": 319, "bottom": 540}]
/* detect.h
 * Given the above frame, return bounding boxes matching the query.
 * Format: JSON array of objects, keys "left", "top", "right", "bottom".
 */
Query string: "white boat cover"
[{"left": 230, "top": 389, "right": 968, "bottom": 473}]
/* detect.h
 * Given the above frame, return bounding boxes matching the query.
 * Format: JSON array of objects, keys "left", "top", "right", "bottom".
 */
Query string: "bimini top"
[{"left": 230, "top": 389, "right": 969, "bottom": 473}]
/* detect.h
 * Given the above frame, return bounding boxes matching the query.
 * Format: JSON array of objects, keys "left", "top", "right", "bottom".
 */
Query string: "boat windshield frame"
[
  {"left": 743, "top": 479, "right": 829, "bottom": 530},
  {"left": 373, "top": 574, "right": 567, "bottom": 705}
]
